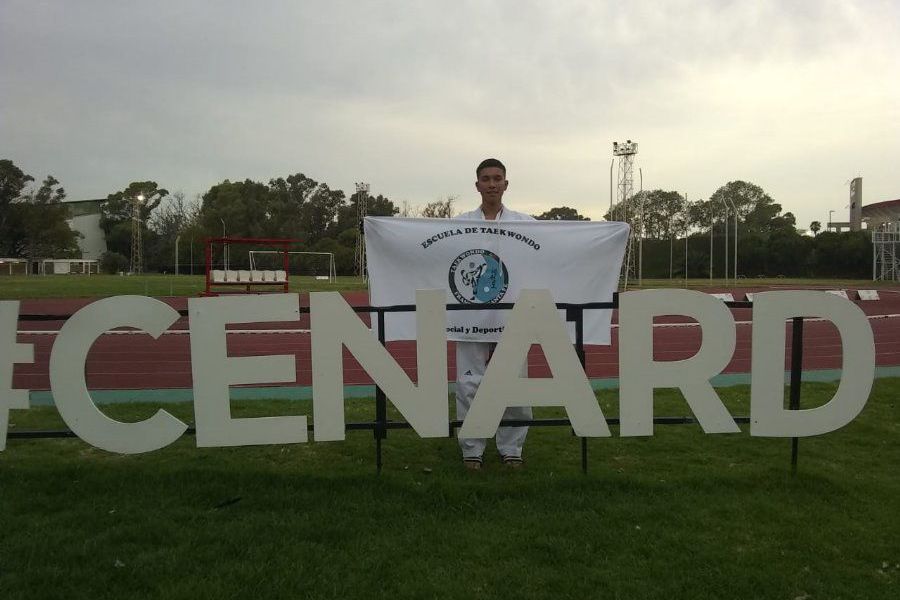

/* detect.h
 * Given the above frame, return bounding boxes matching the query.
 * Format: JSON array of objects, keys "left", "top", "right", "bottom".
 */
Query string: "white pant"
[{"left": 455, "top": 341, "right": 531, "bottom": 459}]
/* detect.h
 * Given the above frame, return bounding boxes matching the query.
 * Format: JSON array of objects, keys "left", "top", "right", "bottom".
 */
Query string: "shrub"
[{"left": 100, "top": 251, "right": 129, "bottom": 274}]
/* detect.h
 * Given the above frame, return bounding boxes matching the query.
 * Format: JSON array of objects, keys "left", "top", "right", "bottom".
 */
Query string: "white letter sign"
[
  {"left": 619, "top": 289, "right": 740, "bottom": 436},
  {"left": 49, "top": 296, "right": 188, "bottom": 454},
  {"left": 189, "top": 294, "right": 306, "bottom": 447},
  {"left": 751, "top": 291, "right": 875, "bottom": 437},
  {"left": 1, "top": 301, "right": 33, "bottom": 451},
  {"left": 311, "top": 289, "right": 448, "bottom": 441},
  {"left": 458, "top": 289, "right": 610, "bottom": 438}
]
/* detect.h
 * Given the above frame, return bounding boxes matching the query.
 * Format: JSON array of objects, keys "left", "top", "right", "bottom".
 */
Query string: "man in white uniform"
[{"left": 455, "top": 158, "right": 534, "bottom": 470}]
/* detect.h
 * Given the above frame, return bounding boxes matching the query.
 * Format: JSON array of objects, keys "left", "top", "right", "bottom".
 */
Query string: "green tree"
[
  {"left": 336, "top": 193, "right": 399, "bottom": 236},
  {"left": 630, "top": 191, "right": 686, "bottom": 239},
  {"left": 101, "top": 181, "right": 169, "bottom": 261},
  {"left": 198, "top": 179, "right": 272, "bottom": 240},
  {"left": 535, "top": 206, "right": 589, "bottom": 221},
  {"left": 18, "top": 175, "right": 81, "bottom": 265},
  {"left": 299, "top": 183, "right": 345, "bottom": 244},
  {"left": 148, "top": 192, "right": 200, "bottom": 272},
  {"left": 267, "top": 173, "right": 325, "bottom": 239},
  {"left": 0, "top": 160, "right": 79, "bottom": 267},
  {"left": 0, "top": 159, "right": 34, "bottom": 256},
  {"left": 809, "top": 221, "right": 821, "bottom": 236},
  {"left": 422, "top": 196, "right": 455, "bottom": 218},
  {"left": 709, "top": 180, "right": 775, "bottom": 221}
]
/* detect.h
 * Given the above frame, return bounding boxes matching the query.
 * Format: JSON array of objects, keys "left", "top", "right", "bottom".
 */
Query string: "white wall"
[{"left": 68, "top": 213, "right": 107, "bottom": 260}]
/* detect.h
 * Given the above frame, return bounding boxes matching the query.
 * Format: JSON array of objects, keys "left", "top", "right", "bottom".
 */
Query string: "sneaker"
[
  {"left": 463, "top": 457, "right": 483, "bottom": 471},
  {"left": 501, "top": 455, "right": 524, "bottom": 468}
]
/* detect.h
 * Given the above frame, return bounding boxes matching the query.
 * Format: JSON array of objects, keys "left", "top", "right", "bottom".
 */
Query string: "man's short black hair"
[{"left": 476, "top": 158, "right": 506, "bottom": 178}]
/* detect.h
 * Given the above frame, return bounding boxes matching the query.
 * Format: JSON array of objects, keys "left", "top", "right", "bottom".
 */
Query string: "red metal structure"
[{"left": 203, "top": 237, "right": 303, "bottom": 296}]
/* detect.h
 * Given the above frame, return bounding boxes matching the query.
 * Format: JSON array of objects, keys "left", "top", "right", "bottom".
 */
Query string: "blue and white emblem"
[{"left": 448, "top": 249, "right": 509, "bottom": 304}]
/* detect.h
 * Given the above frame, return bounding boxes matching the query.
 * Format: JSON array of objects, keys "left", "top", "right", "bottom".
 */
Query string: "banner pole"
[{"left": 789, "top": 317, "right": 804, "bottom": 476}]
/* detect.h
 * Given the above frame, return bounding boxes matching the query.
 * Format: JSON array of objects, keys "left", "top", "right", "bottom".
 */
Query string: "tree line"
[
  {"left": 0, "top": 158, "right": 875, "bottom": 278},
  {"left": 605, "top": 181, "right": 872, "bottom": 279}
]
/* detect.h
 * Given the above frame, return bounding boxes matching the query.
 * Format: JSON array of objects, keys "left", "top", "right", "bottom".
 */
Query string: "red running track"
[{"left": 13, "top": 287, "right": 900, "bottom": 391}]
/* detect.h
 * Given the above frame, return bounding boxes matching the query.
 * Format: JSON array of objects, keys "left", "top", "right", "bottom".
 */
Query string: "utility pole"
[
  {"left": 684, "top": 193, "right": 689, "bottom": 285},
  {"left": 709, "top": 205, "right": 714, "bottom": 282},
  {"left": 720, "top": 198, "right": 729, "bottom": 284},
  {"left": 727, "top": 198, "right": 738, "bottom": 279}
]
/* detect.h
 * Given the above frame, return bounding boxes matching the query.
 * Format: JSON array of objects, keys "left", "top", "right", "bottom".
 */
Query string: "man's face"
[{"left": 475, "top": 167, "right": 508, "bottom": 203}]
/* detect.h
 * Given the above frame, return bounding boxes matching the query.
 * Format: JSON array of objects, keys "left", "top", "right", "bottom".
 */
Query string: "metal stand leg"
[
  {"left": 375, "top": 311, "right": 387, "bottom": 474},
  {"left": 789, "top": 317, "right": 804, "bottom": 476}
]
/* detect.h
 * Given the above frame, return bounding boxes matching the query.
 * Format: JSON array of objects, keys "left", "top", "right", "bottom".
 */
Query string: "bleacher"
[
  {"left": 203, "top": 237, "right": 302, "bottom": 296},
  {"left": 208, "top": 269, "right": 288, "bottom": 293}
]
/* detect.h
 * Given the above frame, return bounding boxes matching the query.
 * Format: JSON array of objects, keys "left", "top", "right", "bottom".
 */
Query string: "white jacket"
[{"left": 455, "top": 204, "right": 535, "bottom": 221}]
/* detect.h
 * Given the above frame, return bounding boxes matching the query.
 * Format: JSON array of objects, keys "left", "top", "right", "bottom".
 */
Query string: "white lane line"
[{"left": 17, "top": 312, "right": 900, "bottom": 336}]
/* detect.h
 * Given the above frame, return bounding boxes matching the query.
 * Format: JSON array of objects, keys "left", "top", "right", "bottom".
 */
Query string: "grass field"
[
  {"left": 0, "top": 274, "right": 368, "bottom": 299},
  {"left": 0, "top": 274, "right": 894, "bottom": 300},
  {"left": 2, "top": 381, "right": 898, "bottom": 599}
]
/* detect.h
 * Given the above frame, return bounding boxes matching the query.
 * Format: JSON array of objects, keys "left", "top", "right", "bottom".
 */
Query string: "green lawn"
[
  {"left": 2, "top": 381, "right": 898, "bottom": 599},
  {"left": 0, "top": 274, "right": 368, "bottom": 299},
  {"left": 0, "top": 274, "right": 893, "bottom": 301}
]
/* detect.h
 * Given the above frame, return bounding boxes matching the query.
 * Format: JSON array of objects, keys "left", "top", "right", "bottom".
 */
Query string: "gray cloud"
[{"left": 2, "top": 0, "right": 898, "bottom": 227}]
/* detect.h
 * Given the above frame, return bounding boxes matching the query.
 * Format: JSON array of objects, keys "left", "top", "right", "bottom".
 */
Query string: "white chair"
[
  {"left": 275, "top": 270, "right": 287, "bottom": 282},
  {"left": 211, "top": 270, "right": 226, "bottom": 283}
]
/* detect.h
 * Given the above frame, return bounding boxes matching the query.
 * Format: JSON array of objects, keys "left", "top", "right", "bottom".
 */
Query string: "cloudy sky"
[{"left": 2, "top": 0, "right": 899, "bottom": 228}]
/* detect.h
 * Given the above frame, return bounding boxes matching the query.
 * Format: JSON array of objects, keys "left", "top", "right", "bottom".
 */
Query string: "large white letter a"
[{"left": 458, "top": 289, "right": 610, "bottom": 438}]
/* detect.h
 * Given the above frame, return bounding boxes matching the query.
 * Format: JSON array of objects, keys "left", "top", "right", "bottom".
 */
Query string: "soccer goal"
[{"left": 249, "top": 251, "right": 336, "bottom": 283}]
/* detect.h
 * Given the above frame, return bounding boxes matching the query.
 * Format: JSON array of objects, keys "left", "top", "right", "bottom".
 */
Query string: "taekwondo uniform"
[{"left": 454, "top": 204, "right": 534, "bottom": 461}]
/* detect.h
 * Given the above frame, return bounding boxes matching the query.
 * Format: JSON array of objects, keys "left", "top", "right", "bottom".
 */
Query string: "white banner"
[{"left": 365, "top": 217, "right": 629, "bottom": 344}]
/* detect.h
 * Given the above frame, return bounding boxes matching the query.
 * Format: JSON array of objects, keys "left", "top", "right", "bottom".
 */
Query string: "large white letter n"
[{"left": 311, "top": 289, "right": 448, "bottom": 441}]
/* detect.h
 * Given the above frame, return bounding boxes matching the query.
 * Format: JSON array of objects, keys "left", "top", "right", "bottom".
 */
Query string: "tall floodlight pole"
[
  {"left": 720, "top": 198, "right": 729, "bottom": 284},
  {"left": 638, "top": 168, "right": 644, "bottom": 286},
  {"left": 684, "top": 194, "right": 689, "bottom": 284},
  {"left": 219, "top": 218, "right": 227, "bottom": 270},
  {"left": 709, "top": 205, "right": 714, "bottom": 282},
  {"left": 613, "top": 140, "right": 639, "bottom": 286},
  {"left": 609, "top": 159, "right": 614, "bottom": 219},
  {"left": 669, "top": 213, "right": 674, "bottom": 279},
  {"left": 354, "top": 182, "right": 370, "bottom": 278},
  {"left": 130, "top": 194, "right": 144, "bottom": 274},
  {"left": 727, "top": 198, "right": 738, "bottom": 278}
]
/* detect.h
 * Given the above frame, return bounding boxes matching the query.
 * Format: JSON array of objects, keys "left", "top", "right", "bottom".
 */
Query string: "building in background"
[{"left": 65, "top": 199, "right": 106, "bottom": 260}]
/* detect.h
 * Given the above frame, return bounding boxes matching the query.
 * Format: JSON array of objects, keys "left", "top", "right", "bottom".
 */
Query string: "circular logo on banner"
[{"left": 448, "top": 249, "right": 509, "bottom": 304}]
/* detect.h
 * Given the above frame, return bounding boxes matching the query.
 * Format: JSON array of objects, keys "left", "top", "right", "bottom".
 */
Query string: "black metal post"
[
  {"left": 789, "top": 316, "right": 804, "bottom": 476},
  {"left": 568, "top": 307, "right": 588, "bottom": 474},
  {"left": 375, "top": 310, "right": 387, "bottom": 474}
]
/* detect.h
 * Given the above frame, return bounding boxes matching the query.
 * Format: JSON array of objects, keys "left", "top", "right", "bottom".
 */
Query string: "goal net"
[{"left": 249, "top": 251, "right": 336, "bottom": 282}]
